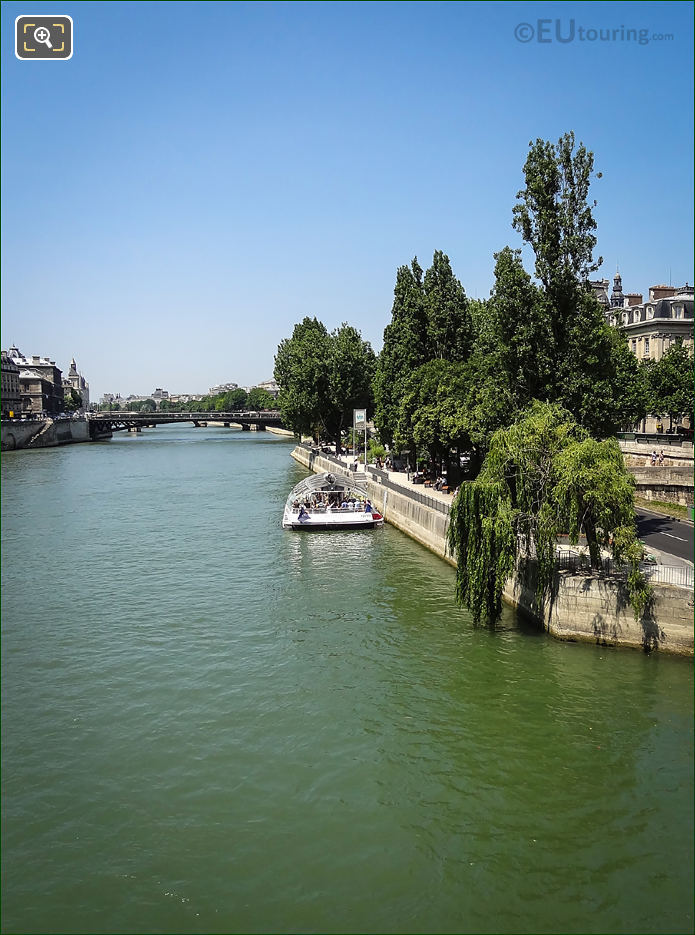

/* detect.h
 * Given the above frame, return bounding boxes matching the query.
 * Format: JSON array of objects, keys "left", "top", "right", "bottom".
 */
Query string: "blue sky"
[{"left": 2, "top": 0, "right": 693, "bottom": 400}]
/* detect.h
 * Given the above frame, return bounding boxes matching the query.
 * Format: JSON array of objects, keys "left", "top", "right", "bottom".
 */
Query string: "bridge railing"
[{"left": 89, "top": 410, "right": 282, "bottom": 421}]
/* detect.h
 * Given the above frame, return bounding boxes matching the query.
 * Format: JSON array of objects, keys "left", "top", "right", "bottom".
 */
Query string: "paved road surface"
[{"left": 636, "top": 509, "right": 694, "bottom": 564}]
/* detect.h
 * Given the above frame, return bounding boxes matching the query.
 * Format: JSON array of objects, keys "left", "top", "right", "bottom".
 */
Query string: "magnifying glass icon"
[{"left": 34, "top": 26, "right": 53, "bottom": 49}]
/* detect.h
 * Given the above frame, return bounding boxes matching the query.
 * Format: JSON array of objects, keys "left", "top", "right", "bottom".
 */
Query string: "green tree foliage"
[
  {"left": 275, "top": 317, "right": 332, "bottom": 438},
  {"left": 644, "top": 341, "right": 694, "bottom": 430},
  {"left": 216, "top": 388, "right": 248, "bottom": 411},
  {"left": 485, "top": 247, "right": 553, "bottom": 408},
  {"left": 513, "top": 132, "right": 602, "bottom": 314},
  {"left": 423, "top": 250, "right": 472, "bottom": 362},
  {"left": 247, "top": 387, "right": 276, "bottom": 410},
  {"left": 63, "top": 388, "right": 83, "bottom": 412},
  {"left": 606, "top": 329, "right": 648, "bottom": 429},
  {"left": 322, "top": 323, "right": 376, "bottom": 446},
  {"left": 447, "top": 402, "right": 650, "bottom": 624},
  {"left": 274, "top": 318, "right": 375, "bottom": 445},
  {"left": 373, "top": 259, "right": 428, "bottom": 445},
  {"left": 394, "top": 360, "right": 465, "bottom": 464},
  {"left": 511, "top": 132, "right": 644, "bottom": 437},
  {"left": 141, "top": 399, "right": 157, "bottom": 412}
]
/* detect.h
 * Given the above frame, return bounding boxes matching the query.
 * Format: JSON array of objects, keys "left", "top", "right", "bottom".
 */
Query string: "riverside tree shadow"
[
  {"left": 519, "top": 557, "right": 666, "bottom": 654},
  {"left": 613, "top": 575, "right": 664, "bottom": 653},
  {"left": 636, "top": 511, "right": 685, "bottom": 537}
]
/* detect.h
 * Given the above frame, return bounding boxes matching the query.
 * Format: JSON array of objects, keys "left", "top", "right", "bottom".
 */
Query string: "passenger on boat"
[
  {"left": 365, "top": 499, "right": 373, "bottom": 514},
  {"left": 298, "top": 504, "right": 309, "bottom": 521}
]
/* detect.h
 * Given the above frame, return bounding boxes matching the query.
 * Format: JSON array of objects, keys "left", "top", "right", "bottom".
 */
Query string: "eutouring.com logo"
[{"left": 514, "top": 20, "right": 674, "bottom": 45}]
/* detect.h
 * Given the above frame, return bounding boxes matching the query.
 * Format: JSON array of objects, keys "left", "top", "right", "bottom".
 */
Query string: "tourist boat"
[{"left": 282, "top": 471, "right": 384, "bottom": 530}]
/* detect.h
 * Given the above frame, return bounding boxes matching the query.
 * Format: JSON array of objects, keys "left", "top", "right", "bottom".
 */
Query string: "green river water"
[{"left": 1, "top": 425, "right": 693, "bottom": 934}]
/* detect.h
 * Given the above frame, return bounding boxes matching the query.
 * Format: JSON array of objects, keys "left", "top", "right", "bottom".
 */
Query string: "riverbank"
[
  {"left": 291, "top": 444, "right": 694, "bottom": 656},
  {"left": 0, "top": 416, "right": 105, "bottom": 450}
]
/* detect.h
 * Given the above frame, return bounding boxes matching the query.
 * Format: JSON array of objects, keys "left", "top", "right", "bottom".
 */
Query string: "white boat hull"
[
  {"left": 282, "top": 470, "right": 384, "bottom": 531},
  {"left": 284, "top": 511, "right": 383, "bottom": 530}
]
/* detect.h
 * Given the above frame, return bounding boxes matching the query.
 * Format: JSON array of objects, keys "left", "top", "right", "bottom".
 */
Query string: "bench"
[
  {"left": 441, "top": 485, "right": 449, "bottom": 493},
  {"left": 424, "top": 480, "right": 432, "bottom": 488}
]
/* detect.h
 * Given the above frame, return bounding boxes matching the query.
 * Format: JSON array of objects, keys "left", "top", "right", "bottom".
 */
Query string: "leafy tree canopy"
[
  {"left": 247, "top": 387, "right": 276, "bottom": 410},
  {"left": 274, "top": 317, "right": 374, "bottom": 445},
  {"left": 63, "top": 388, "right": 83, "bottom": 411},
  {"left": 513, "top": 131, "right": 602, "bottom": 311},
  {"left": 508, "top": 132, "right": 645, "bottom": 437},
  {"left": 644, "top": 340, "right": 694, "bottom": 428},
  {"left": 447, "top": 402, "right": 650, "bottom": 624},
  {"left": 216, "top": 388, "right": 248, "bottom": 410},
  {"left": 423, "top": 250, "right": 472, "bottom": 362},
  {"left": 373, "top": 258, "right": 429, "bottom": 444}
]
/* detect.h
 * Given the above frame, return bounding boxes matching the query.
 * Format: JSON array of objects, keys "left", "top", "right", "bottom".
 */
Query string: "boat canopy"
[{"left": 285, "top": 471, "right": 369, "bottom": 506}]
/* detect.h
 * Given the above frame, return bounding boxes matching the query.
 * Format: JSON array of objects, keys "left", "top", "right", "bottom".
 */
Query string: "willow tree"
[{"left": 447, "top": 402, "right": 650, "bottom": 624}]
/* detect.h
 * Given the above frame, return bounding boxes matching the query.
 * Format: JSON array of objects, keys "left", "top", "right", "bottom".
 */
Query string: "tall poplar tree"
[
  {"left": 373, "top": 258, "right": 429, "bottom": 445},
  {"left": 512, "top": 132, "right": 644, "bottom": 438},
  {"left": 486, "top": 246, "right": 553, "bottom": 409},
  {"left": 423, "top": 250, "right": 473, "bottom": 362}
]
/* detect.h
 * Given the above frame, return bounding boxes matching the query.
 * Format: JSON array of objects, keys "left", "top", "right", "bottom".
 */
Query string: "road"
[{"left": 636, "top": 509, "right": 694, "bottom": 564}]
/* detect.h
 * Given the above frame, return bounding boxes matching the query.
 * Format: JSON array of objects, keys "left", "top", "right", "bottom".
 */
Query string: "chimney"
[{"left": 649, "top": 284, "right": 677, "bottom": 302}]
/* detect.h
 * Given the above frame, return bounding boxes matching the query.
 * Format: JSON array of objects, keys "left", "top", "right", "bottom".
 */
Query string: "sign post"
[{"left": 353, "top": 409, "right": 366, "bottom": 470}]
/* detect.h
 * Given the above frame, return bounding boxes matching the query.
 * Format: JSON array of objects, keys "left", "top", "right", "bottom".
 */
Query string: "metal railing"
[
  {"left": 299, "top": 443, "right": 452, "bottom": 515},
  {"left": 300, "top": 446, "right": 693, "bottom": 585},
  {"left": 556, "top": 550, "right": 693, "bottom": 589},
  {"left": 89, "top": 410, "right": 283, "bottom": 421}
]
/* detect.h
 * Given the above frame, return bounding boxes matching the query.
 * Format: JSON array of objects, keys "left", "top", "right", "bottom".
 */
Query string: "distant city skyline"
[{"left": 2, "top": 1, "right": 693, "bottom": 400}]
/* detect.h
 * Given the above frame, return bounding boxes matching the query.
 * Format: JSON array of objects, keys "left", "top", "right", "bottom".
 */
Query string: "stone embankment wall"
[
  {"left": 619, "top": 438, "right": 693, "bottom": 467},
  {"left": 503, "top": 562, "right": 693, "bottom": 656},
  {"left": 627, "top": 465, "right": 694, "bottom": 507},
  {"left": 1, "top": 418, "right": 93, "bottom": 450},
  {"left": 291, "top": 445, "right": 694, "bottom": 656}
]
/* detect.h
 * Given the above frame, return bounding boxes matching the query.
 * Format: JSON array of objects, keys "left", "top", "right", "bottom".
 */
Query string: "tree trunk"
[{"left": 583, "top": 516, "right": 602, "bottom": 569}]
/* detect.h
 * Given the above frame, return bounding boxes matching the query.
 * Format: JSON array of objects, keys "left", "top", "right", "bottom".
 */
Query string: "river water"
[{"left": 1, "top": 425, "right": 693, "bottom": 934}]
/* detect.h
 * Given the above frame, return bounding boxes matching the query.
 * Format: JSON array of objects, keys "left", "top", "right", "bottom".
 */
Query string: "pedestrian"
[
  {"left": 651, "top": 449, "right": 657, "bottom": 466},
  {"left": 658, "top": 449, "right": 664, "bottom": 466}
]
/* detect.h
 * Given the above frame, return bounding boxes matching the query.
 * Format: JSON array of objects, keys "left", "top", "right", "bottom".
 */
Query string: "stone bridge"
[{"left": 87, "top": 410, "right": 286, "bottom": 436}]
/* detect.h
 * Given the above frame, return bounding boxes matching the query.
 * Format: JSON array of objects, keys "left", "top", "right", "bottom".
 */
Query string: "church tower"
[{"left": 610, "top": 271, "right": 625, "bottom": 308}]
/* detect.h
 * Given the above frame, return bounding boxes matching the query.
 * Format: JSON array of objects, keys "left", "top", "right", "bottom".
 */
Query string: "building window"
[
  {"left": 647, "top": 307, "right": 654, "bottom": 319},
  {"left": 644, "top": 338, "right": 650, "bottom": 355},
  {"left": 631, "top": 340, "right": 637, "bottom": 353},
  {"left": 622, "top": 313, "right": 629, "bottom": 326}
]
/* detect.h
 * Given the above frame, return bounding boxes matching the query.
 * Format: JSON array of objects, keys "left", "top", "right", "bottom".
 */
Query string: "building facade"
[
  {"left": 8, "top": 347, "right": 64, "bottom": 415},
  {"left": 62, "top": 357, "right": 90, "bottom": 411},
  {"left": 254, "top": 378, "right": 280, "bottom": 399},
  {"left": 208, "top": 382, "right": 238, "bottom": 396},
  {"left": 607, "top": 285, "right": 694, "bottom": 363},
  {"left": 1, "top": 352, "right": 21, "bottom": 416}
]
